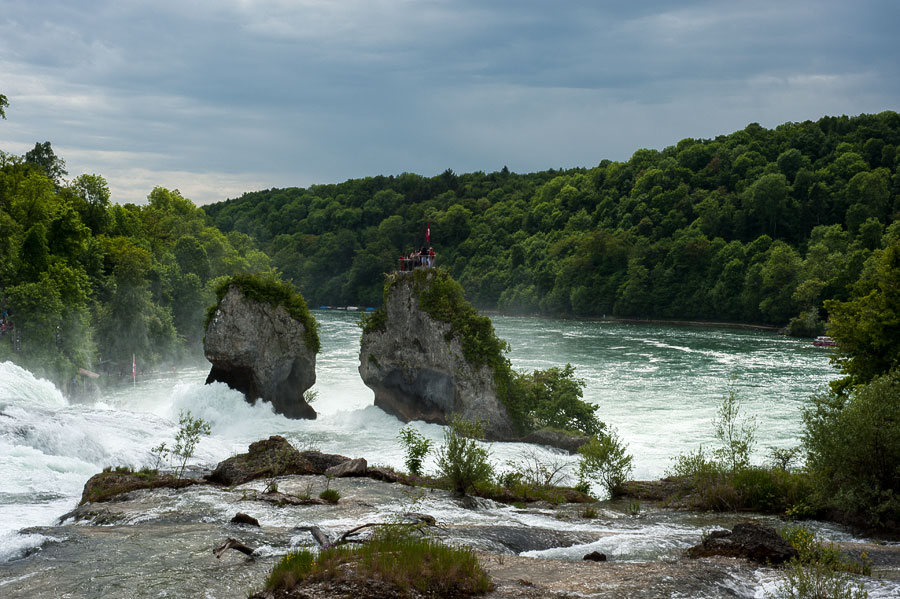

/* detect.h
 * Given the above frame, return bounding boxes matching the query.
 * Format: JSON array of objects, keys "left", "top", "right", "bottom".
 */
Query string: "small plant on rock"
[
  {"left": 436, "top": 415, "right": 493, "bottom": 495},
  {"left": 577, "top": 427, "right": 633, "bottom": 497},
  {"left": 398, "top": 425, "right": 432, "bottom": 476},
  {"left": 172, "top": 410, "right": 211, "bottom": 481}
]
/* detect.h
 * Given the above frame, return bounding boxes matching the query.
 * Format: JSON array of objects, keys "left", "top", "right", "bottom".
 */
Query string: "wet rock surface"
[
  {"left": 5, "top": 470, "right": 900, "bottom": 598},
  {"left": 204, "top": 285, "right": 317, "bottom": 419},
  {"left": 687, "top": 522, "right": 799, "bottom": 564}
]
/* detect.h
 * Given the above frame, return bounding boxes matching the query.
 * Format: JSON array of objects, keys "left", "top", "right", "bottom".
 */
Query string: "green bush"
[
  {"left": 577, "top": 428, "right": 633, "bottom": 497},
  {"left": 769, "top": 526, "right": 871, "bottom": 599},
  {"left": 397, "top": 425, "right": 432, "bottom": 476},
  {"left": 803, "top": 370, "right": 900, "bottom": 527},
  {"left": 264, "top": 528, "right": 493, "bottom": 596},
  {"left": 436, "top": 416, "right": 493, "bottom": 494},
  {"left": 509, "top": 364, "right": 603, "bottom": 436},
  {"left": 206, "top": 273, "right": 319, "bottom": 353},
  {"left": 319, "top": 488, "right": 341, "bottom": 504}
]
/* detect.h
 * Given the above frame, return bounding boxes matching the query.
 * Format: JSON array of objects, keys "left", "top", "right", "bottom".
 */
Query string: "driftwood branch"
[
  {"left": 294, "top": 525, "right": 333, "bottom": 548},
  {"left": 214, "top": 537, "right": 256, "bottom": 559}
]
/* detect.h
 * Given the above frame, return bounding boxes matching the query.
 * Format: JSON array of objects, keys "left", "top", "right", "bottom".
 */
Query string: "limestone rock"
[
  {"left": 300, "top": 450, "right": 354, "bottom": 473},
  {"left": 358, "top": 270, "right": 515, "bottom": 440},
  {"left": 326, "top": 458, "right": 368, "bottom": 478},
  {"left": 520, "top": 429, "right": 590, "bottom": 454},
  {"left": 207, "top": 436, "right": 317, "bottom": 486},
  {"left": 204, "top": 284, "right": 316, "bottom": 419},
  {"left": 687, "top": 522, "right": 798, "bottom": 564}
]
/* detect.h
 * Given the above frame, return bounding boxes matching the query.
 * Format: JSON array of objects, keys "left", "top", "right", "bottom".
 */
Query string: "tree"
[
  {"left": 70, "top": 173, "right": 111, "bottom": 234},
  {"left": 25, "top": 141, "right": 67, "bottom": 185},
  {"left": 825, "top": 240, "right": 900, "bottom": 386},
  {"left": 0, "top": 93, "right": 8, "bottom": 119}
]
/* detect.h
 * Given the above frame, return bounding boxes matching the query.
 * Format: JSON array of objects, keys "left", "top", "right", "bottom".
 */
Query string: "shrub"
[
  {"left": 509, "top": 364, "right": 603, "bottom": 436},
  {"left": 803, "top": 370, "right": 900, "bottom": 527},
  {"left": 264, "top": 528, "right": 493, "bottom": 596},
  {"left": 319, "top": 488, "right": 341, "bottom": 504},
  {"left": 502, "top": 448, "right": 571, "bottom": 488},
  {"left": 172, "top": 410, "right": 211, "bottom": 480},
  {"left": 713, "top": 383, "right": 757, "bottom": 472},
  {"left": 436, "top": 416, "right": 493, "bottom": 494},
  {"left": 397, "top": 425, "right": 432, "bottom": 476},
  {"left": 770, "top": 526, "right": 871, "bottom": 599},
  {"left": 769, "top": 560, "right": 868, "bottom": 599},
  {"left": 577, "top": 428, "right": 633, "bottom": 497}
]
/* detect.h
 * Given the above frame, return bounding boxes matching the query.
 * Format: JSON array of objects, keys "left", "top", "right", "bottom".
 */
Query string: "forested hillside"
[
  {"left": 206, "top": 112, "right": 900, "bottom": 331},
  {"left": 0, "top": 141, "right": 272, "bottom": 386}
]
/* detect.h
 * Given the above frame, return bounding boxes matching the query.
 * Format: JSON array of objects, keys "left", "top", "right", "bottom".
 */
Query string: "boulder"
[
  {"left": 583, "top": 551, "right": 607, "bottom": 562},
  {"left": 300, "top": 450, "right": 355, "bottom": 473},
  {"left": 359, "top": 270, "right": 515, "bottom": 440},
  {"left": 230, "top": 512, "right": 260, "bottom": 527},
  {"left": 204, "top": 284, "right": 316, "bottom": 419},
  {"left": 207, "top": 436, "right": 317, "bottom": 486},
  {"left": 687, "top": 522, "right": 798, "bottom": 564},
  {"left": 326, "top": 458, "right": 368, "bottom": 478}
]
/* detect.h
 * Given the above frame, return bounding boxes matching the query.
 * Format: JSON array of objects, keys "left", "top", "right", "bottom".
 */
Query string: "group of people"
[
  {"left": 0, "top": 309, "right": 11, "bottom": 338},
  {"left": 399, "top": 246, "right": 435, "bottom": 271}
]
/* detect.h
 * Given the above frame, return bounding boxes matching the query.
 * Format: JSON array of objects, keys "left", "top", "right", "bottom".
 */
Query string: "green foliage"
[
  {"left": 397, "top": 425, "right": 432, "bottom": 476},
  {"left": 0, "top": 93, "right": 7, "bottom": 119},
  {"left": 825, "top": 240, "right": 900, "bottom": 387},
  {"left": 510, "top": 364, "right": 603, "bottom": 436},
  {"left": 172, "top": 410, "right": 211, "bottom": 480},
  {"left": 318, "top": 488, "right": 341, "bottom": 504},
  {"left": 264, "top": 529, "right": 493, "bottom": 596},
  {"left": 577, "top": 428, "right": 634, "bottom": 497},
  {"left": 713, "top": 385, "right": 758, "bottom": 472},
  {"left": 803, "top": 370, "right": 900, "bottom": 527},
  {"left": 203, "top": 111, "right": 900, "bottom": 331},
  {"left": 207, "top": 272, "right": 320, "bottom": 353},
  {"left": 436, "top": 416, "right": 494, "bottom": 494},
  {"left": 769, "top": 560, "right": 868, "bottom": 599},
  {"left": 770, "top": 526, "right": 870, "bottom": 599}
]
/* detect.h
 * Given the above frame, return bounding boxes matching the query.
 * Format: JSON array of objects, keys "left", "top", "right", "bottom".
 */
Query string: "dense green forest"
[
  {"left": 205, "top": 111, "right": 900, "bottom": 332},
  {"left": 0, "top": 134, "right": 273, "bottom": 387}
]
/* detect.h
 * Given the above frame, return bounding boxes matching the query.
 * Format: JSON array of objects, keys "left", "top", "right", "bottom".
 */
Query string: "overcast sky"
[{"left": 1, "top": 1, "right": 898, "bottom": 205}]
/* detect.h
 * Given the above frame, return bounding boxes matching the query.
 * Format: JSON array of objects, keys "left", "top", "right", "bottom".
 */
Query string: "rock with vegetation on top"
[
  {"left": 687, "top": 522, "right": 798, "bottom": 564},
  {"left": 207, "top": 435, "right": 318, "bottom": 486},
  {"left": 204, "top": 275, "right": 319, "bottom": 420},
  {"left": 359, "top": 269, "right": 516, "bottom": 441}
]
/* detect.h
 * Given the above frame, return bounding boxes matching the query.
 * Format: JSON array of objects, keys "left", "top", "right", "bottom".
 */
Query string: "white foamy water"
[{"left": 0, "top": 311, "right": 840, "bottom": 566}]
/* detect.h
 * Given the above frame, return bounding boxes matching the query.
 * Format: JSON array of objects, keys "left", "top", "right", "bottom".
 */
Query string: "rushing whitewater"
[{"left": 0, "top": 312, "right": 838, "bottom": 566}]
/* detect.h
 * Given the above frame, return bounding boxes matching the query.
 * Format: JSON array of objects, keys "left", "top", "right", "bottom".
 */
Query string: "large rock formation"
[
  {"left": 359, "top": 269, "right": 515, "bottom": 440},
  {"left": 204, "top": 283, "right": 317, "bottom": 419}
]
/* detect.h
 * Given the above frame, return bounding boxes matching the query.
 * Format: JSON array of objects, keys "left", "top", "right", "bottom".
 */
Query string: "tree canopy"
[{"left": 205, "top": 111, "right": 900, "bottom": 330}]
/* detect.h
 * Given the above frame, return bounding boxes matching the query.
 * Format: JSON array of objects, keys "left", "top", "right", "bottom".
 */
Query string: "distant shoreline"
[{"left": 477, "top": 311, "right": 784, "bottom": 333}]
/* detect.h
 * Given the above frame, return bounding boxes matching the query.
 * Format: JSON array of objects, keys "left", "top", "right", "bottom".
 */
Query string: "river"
[{"left": 0, "top": 311, "right": 866, "bottom": 597}]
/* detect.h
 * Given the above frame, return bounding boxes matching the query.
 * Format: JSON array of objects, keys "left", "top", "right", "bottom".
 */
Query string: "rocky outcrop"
[
  {"left": 207, "top": 436, "right": 319, "bottom": 486},
  {"left": 204, "top": 284, "right": 317, "bottom": 419},
  {"left": 359, "top": 270, "right": 515, "bottom": 440},
  {"left": 687, "top": 522, "right": 798, "bottom": 564}
]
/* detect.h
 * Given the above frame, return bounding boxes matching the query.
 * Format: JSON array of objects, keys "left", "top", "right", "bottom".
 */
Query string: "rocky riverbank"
[{"left": 3, "top": 440, "right": 900, "bottom": 598}]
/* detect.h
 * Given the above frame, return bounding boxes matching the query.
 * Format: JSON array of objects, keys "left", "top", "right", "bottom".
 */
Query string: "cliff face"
[
  {"left": 204, "top": 285, "right": 316, "bottom": 419},
  {"left": 359, "top": 270, "right": 514, "bottom": 440}
]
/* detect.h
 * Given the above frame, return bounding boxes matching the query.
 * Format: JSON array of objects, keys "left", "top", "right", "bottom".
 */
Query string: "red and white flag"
[{"left": 426, "top": 222, "right": 430, "bottom": 243}]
